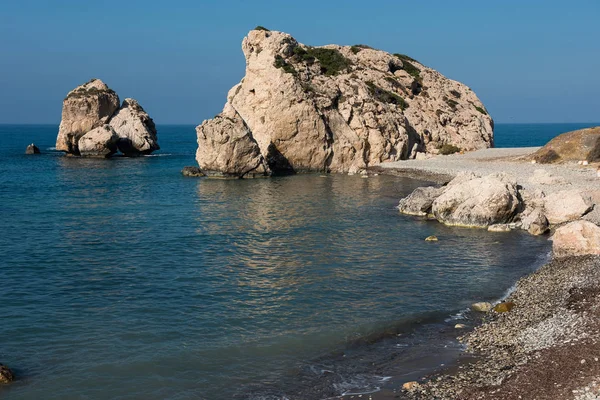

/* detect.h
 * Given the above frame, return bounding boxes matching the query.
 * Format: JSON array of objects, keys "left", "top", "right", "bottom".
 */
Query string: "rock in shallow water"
[
  {"left": 181, "top": 166, "right": 205, "bottom": 177},
  {"left": 25, "top": 143, "right": 40, "bottom": 154},
  {"left": 0, "top": 364, "right": 15, "bottom": 384},
  {"left": 472, "top": 302, "right": 493, "bottom": 312},
  {"left": 108, "top": 98, "right": 159, "bottom": 156},
  {"left": 432, "top": 173, "right": 521, "bottom": 228},
  {"left": 398, "top": 186, "right": 445, "bottom": 216}
]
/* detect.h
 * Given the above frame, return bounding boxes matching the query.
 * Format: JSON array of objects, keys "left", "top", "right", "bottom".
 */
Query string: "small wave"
[
  {"left": 47, "top": 147, "right": 57, "bottom": 151},
  {"left": 143, "top": 153, "right": 172, "bottom": 157}
]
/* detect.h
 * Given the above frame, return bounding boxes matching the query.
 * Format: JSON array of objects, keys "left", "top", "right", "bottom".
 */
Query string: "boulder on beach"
[
  {"left": 398, "top": 186, "right": 445, "bottom": 216},
  {"left": 532, "top": 126, "right": 600, "bottom": 164},
  {"left": 25, "top": 143, "right": 40, "bottom": 154},
  {"left": 521, "top": 208, "right": 550, "bottom": 235},
  {"left": 431, "top": 173, "right": 521, "bottom": 228},
  {"left": 544, "top": 190, "right": 593, "bottom": 225},
  {"left": 56, "top": 79, "right": 159, "bottom": 157},
  {"left": 0, "top": 364, "right": 15, "bottom": 384},
  {"left": 109, "top": 98, "right": 159, "bottom": 156},
  {"left": 551, "top": 220, "right": 600, "bottom": 258},
  {"left": 78, "top": 125, "right": 119, "bottom": 158},
  {"left": 493, "top": 302, "right": 515, "bottom": 313},
  {"left": 195, "top": 28, "right": 494, "bottom": 177},
  {"left": 472, "top": 302, "right": 493, "bottom": 312}
]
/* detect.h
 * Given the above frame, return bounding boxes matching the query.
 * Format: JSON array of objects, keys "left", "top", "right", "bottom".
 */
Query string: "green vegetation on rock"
[
  {"left": 438, "top": 144, "right": 461, "bottom": 155},
  {"left": 274, "top": 55, "right": 297, "bottom": 75},
  {"left": 474, "top": 105, "right": 488, "bottom": 115},
  {"left": 306, "top": 48, "right": 352, "bottom": 76},
  {"left": 445, "top": 98, "right": 459, "bottom": 111},
  {"left": 254, "top": 26, "right": 270, "bottom": 31},
  {"left": 65, "top": 85, "right": 116, "bottom": 100},
  {"left": 366, "top": 82, "right": 408, "bottom": 110}
]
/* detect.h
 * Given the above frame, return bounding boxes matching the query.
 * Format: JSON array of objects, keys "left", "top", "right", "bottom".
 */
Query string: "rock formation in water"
[
  {"left": 533, "top": 126, "right": 600, "bottom": 164},
  {"left": 56, "top": 79, "right": 159, "bottom": 157},
  {"left": 0, "top": 364, "right": 15, "bottom": 384},
  {"left": 196, "top": 28, "right": 494, "bottom": 177},
  {"left": 25, "top": 143, "right": 40, "bottom": 154}
]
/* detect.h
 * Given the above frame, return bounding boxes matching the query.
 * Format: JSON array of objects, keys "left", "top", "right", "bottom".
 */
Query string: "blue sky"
[{"left": 1, "top": 0, "right": 598, "bottom": 124}]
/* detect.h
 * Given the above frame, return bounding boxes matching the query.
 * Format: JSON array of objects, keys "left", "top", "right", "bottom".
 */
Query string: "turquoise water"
[{"left": 0, "top": 123, "right": 586, "bottom": 399}]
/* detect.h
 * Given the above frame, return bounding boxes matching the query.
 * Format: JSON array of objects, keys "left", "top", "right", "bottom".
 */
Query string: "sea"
[{"left": 0, "top": 123, "right": 596, "bottom": 399}]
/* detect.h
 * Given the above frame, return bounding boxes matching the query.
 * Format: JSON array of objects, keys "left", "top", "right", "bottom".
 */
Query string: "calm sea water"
[{"left": 0, "top": 123, "right": 590, "bottom": 399}]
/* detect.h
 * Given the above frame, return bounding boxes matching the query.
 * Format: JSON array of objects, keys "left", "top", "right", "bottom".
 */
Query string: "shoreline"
[{"left": 367, "top": 147, "right": 600, "bottom": 399}]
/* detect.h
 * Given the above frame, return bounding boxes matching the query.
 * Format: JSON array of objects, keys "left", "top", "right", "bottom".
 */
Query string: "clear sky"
[{"left": 1, "top": 0, "right": 598, "bottom": 124}]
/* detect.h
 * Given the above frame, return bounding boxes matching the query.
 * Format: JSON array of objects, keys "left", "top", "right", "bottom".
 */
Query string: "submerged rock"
[
  {"left": 425, "top": 235, "right": 439, "bottom": 241},
  {"left": 181, "top": 166, "right": 205, "bottom": 177},
  {"left": 56, "top": 79, "right": 159, "bottom": 157},
  {"left": 0, "top": 364, "right": 15, "bottom": 384},
  {"left": 431, "top": 173, "right": 521, "bottom": 228},
  {"left": 195, "top": 28, "right": 494, "bottom": 177},
  {"left": 56, "top": 79, "right": 120, "bottom": 155},
  {"left": 551, "top": 220, "right": 600, "bottom": 258},
  {"left": 78, "top": 125, "right": 118, "bottom": 158},
  {"left": 25, "top": 143, "right": 40, "bottom": 154},
  {"left": 488, "top": 224, "right": 511, "bottom": 232},
  {"left": 109, "top": 98, "right": 159, "bottom": 156}
]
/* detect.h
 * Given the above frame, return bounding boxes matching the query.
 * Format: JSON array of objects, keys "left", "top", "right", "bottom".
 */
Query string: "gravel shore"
[
  {"left": 372, "top": 147, "right": 599, "bottom": 194},
  {"left": 368, "top": 148, "right": 600, "bottom": 400}
]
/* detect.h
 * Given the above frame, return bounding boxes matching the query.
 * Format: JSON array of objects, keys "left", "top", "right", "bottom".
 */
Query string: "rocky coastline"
[{"left": 368, "top": 130, "right": 600, "bottom": 399}]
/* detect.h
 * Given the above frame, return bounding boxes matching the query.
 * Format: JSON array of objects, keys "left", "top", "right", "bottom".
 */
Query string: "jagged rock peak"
[
  {"left": 56, "top": 79, "right": 159, "bottom": 157},
  {"left": 195, "top": 28, "right": 494, "bottom": 177}
]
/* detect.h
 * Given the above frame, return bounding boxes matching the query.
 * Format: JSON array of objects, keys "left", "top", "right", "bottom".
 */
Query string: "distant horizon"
[{"left": 1, "top": 1, "right": 598, "bottom": 124}]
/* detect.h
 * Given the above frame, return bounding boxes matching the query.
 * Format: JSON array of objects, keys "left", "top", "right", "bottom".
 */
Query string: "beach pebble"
[
  {"left": 402, "top": 381, "right": 421, "bottom": 391},
  {"left": 471, "top": 302, "right": 493, "bottom": 312},
  {"left": 493, "top": 302, "right": 515, "bottom": 313},
  {"left": 425, "top": 235, "right": 439, "bottom": 241},
  {"left": 455, "top": 323, "right": 467, "bottom": 329}
]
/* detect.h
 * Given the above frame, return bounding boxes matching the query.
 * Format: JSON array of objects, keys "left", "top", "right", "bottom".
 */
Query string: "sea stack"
[
  {"left": 56, "top": 79, "right": 159, "bottom": 157},
  {"left": 25, "top": 143, "right": 40, "bottom": 154},
  {"left": 195, "top": 28, "right": 494, "bottom": 177}
]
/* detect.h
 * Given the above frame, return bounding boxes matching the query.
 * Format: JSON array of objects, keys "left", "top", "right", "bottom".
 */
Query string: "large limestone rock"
[
  {"left": 552, "top": 220, "right": 600, "bottom": 258},
  {"left": 56, "top": 80, "right": 159, "bottom": 157},
  {"left": 78, "top": 125, "right": 118, "bottom": 158},
  {"left": 544, "top": 190, "right": 593, "bottom": 225},
  {"left": 533, "top": 126, "right": 600, "bottom": 164},
  {"left": 398, "top": 186, "right": 444, "bottom": 216},
  {"left": 56, "top": 79, "right": 120, "bottom": 155},
  {"left": 0, "top": 364, "right": 15, "bottom": 384},
  {"left": 196, "top": 29, "right": 494, "bottom": 177},
  {"left": 109, "top": 98, "right": 159, "bottom": 156},
  {"left": 431, "top": 173, "right": 521, "bottom": 227}
]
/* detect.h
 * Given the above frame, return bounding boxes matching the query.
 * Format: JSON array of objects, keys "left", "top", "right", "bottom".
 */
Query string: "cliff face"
[
  {"left": 56, "top": 79, "right": 159, "bottom": 157},
  {"left": 196, "top": 29, "right": 494, "bottom": 177}
]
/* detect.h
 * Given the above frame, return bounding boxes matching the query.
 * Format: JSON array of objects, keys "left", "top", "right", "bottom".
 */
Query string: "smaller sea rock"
[
  {"left": 471, "top": 302, "right": 492, "bottom": 312},
  {"left": 425, "top": 235, "right": 439, "bottom": 242},
  {"left": 551, "top": 220, "right": 600, "bottom": 258},
  {"left": 109, "top": 98, "right": 159, "bottom": 156},
  {"left": 78, "top": 125, "right": 118, "bottom": 158},
  {"left": 398, "top": 186, "right": 445, "bottom": 216},
  {"left": 181, "top": 166, "right": 205, "bottom": 177},
  {"left": 493, "top": 302, "right": 515, "bottom": 313},
  {"left": 402, "top": 381, "right": 421, "bottom": 391},
  {"left": 544, "top": 190, "right": 593, "bottom": 225},
  {"left": 25, "top": 143, "right": 40, "bottom": 154},
  {"left": 488, "top": 224, "right": 511, "bottom": 232},
  {"left": 0, "top": 364, "right": 15, "bottom": 384}
]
